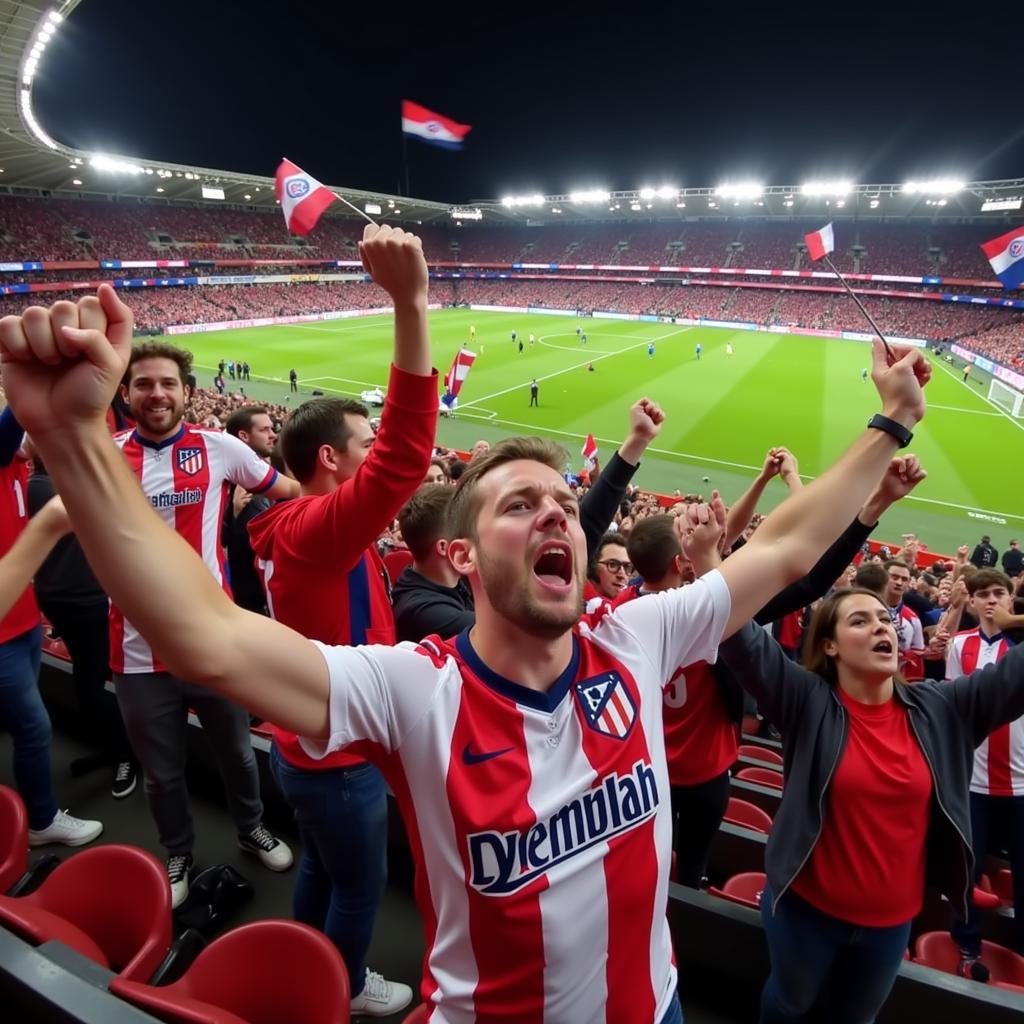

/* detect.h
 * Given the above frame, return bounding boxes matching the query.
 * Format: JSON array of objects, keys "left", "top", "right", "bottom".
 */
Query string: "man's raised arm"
[
  {"left": 718, "top": 338, "right": 929, "bottom": 637},
  {"left": 0, "top": 286, "right": 330, "bottom": 738}
]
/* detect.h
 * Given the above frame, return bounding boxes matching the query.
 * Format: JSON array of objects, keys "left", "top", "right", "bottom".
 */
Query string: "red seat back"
[
  {"left": 0, "top": 844, "right": 171, "bottom": 981},
  {"left": 403, "top": 1006, "right": 430, "bottom": 1024},
  {"left": 114, "top": 919, "right": 350, "bottom": 1024},
  {"left": 734, "top": 766, "right": 784, "bottom": 791},
  {"left": 384, "top": 549, "right": 414, "bottom": 582},
  {"left": 915, "top": 931, "right": 1024, "bottom": 986},
  {"left": 0, "top": 785, "right": 28, "bottom": 893},
  {"left": 708, "top": 871, "right": 767, "bottom": 910},
  {"left": 737, "top": 744, "right": 783, "bottom": 767},
  {"left": 723, "top": 798, "right": 772, "bottom": 834}
]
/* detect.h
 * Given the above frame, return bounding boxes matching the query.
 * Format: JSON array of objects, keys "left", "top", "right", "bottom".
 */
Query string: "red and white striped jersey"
[
  {"left": 110, "top": 424, "right": 277, "bottom": 674},
  {"left": 889, "top": 602, "right": 924, "bottom": 653},
  {"left": 303, "top": 570, "right": 731, "bottom": 1023},
  {"left": 945, "top": 629, "right": 1020, "bottom": 796}
]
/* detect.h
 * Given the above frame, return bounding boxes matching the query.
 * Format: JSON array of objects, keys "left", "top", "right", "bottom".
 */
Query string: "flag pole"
[
  {"left": 401, "top": 129, "right": 411, "bottom": 197},
  {"left": 822, "top": 253, "right": 895, "bottom": 360},
  {"left": 329, "top": 191, "right": 377, "bottom": 227}
]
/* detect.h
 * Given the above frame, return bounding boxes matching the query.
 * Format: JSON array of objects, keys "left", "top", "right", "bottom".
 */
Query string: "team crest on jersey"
[
  {"left": 286, "top": 178, "right": 310, "bottom": 199},
  {"left": 176, "top": 447, "right": 204, "bottom": 476},
  {"left": 575, "top": 672, "right": 636, "bottom": 739}
]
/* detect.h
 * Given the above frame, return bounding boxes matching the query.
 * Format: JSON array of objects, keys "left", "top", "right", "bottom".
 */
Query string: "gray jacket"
[{"left": 719, "top": 621, "right": 1024, "bottom": 918}]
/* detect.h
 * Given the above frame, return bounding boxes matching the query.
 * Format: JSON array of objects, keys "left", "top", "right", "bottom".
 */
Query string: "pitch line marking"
[{"left": 928, "top": 355, "right": 1024, "bottom": 435}]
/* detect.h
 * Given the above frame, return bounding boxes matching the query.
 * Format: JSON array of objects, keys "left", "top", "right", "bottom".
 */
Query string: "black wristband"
[{"left": 867, "top": 413, "right": 913, "bottom": 449}]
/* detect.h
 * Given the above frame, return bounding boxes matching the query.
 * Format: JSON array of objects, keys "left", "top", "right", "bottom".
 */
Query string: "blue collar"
[
  {"left": 455, "top": 628, "right": 580, "bottom": 713},
  {"left": 979, "top": 629, "right": 1006, "bottom": 645},
  {"left": 132, "top": 424, "right": 186, "bottom": 450}
]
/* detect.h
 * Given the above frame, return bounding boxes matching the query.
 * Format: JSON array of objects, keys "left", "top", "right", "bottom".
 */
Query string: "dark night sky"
[{"left": 33, "top": 1, "right": 1024, "bottom": 203}]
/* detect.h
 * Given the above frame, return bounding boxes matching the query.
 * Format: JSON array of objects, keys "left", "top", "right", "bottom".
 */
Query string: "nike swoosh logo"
[{"left": 462, "top": 742, "right": 514, "bottom": 765}]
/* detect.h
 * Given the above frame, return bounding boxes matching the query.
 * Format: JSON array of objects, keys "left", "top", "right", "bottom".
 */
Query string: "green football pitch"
[{"left": 179, "top": 307, "right": 1024, "bottom": 556}]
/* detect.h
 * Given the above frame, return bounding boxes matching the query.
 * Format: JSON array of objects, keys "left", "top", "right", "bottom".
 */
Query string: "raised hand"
[
  {"left": 677, "top": 490, "right": 727, "bottom": 575},
  {"left": 0, "top": 285, "right": 134, "bottom": 438},
  {"left": 870, "top": 338, "right": 930, "bottom": 428},
  {"left": 358, "top": 223, "right": 428, "bottom": 308},
  {"left": 628, "top": 398, "right": 664, "bottom": 443}
]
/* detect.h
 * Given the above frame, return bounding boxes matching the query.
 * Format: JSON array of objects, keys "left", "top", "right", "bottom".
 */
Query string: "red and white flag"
[
  {"left": 401, "top": 100, "right": 472, "bottom": 150},
  {"left": 804, "top": 223, "right": 835, "bottom": 262},
  {"left": 444, "top": 348, "right": 477, "bottom": 400},
  {"left": 275, "top": 158, "right": 336, "bottom": 237},
  {"left": 581, "top": 433, "right": 599, "bottom": 466}
]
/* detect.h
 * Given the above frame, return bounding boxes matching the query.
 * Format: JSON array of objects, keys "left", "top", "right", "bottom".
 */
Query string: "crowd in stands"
[
  {"left": 2, "top": 196, "right": 1019, "bottom": 284},
  {"left": 2, "top": 230, "right": 1024, "bottom": 1024}
]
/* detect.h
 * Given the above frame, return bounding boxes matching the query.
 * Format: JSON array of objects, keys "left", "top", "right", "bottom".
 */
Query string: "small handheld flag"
[
  {"left": 581, "top": 434, "right": 599, "bottom": 466},
  {"left": 804, "top": 222, "right": 894, "bottom": 359},
  {"left": 803, "top": 223, "right": 835, "bottom": 262},
  {"left": 980, "top": 226, "right": 1024, "bottom": 291},
  {"left": 402, "top": 100, "right": 473, "bottom": 150},
  {"left": 275, "top": 159, "right": 376, "bottom": 236}
]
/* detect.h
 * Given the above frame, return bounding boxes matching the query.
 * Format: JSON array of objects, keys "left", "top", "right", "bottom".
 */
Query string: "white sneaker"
[
  {"left": 237, "top": 822, "right": 294, "bottom": 872},
  {"left": 167, "top": 853, "right": 193, "bottom": 910},
  {"left": 350, "top": 969, "right": 413, "bottom": 1017},
  {"left": 28, "top": 809, "right": 103, "bottom": 848}
]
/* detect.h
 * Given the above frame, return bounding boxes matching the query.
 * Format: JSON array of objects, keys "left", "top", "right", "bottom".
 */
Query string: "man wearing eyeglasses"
[{"left": 586, "top": 532, "right": 633, "bottom": 612}]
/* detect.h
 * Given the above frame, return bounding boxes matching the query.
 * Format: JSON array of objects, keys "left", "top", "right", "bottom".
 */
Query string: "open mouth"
[
  {"left": 872, "top": 640, "right": 894, "bottom": 655},
  {"left": 532, "top": 543, "right": 573, "bottom": 588}
]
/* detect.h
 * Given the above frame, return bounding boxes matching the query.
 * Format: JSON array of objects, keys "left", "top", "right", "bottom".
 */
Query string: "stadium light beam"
[
  {"left": 500, "top": 194, "right": 545, "bottom": 208},
  {"left": 714, "top": 183, "right": 764, "bottom": 200},
  {"left": 801, "top": 180, "right": 852, "bottom": 197},
  {"left": 903, "top": 179, "right": 965, "bottom": 195},
  {"left": 569, "top": 189, "right": 611, "bottom": 204}
]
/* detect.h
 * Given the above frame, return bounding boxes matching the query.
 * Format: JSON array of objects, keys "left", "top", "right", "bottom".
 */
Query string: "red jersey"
[
  {"left": 303, "top": 570, "right": 732, "bottom": 1022},
  {"left": 945, "top": 629, "right": 1018, "bottom": 795},
  {"left": 110, "top": 424, "right": 278, "bottom": 673},
  {"left": 792, "top": 687, "right": 932, "bottom": 926},
  {"left": 613, "top": 583, "right": 737, "bottom": 786},
  {"left": 0, "top": 460, "right": 41, "bottom": 643},
  {"left": 248, "top": 365, "right": 438, "bottom": 771}
]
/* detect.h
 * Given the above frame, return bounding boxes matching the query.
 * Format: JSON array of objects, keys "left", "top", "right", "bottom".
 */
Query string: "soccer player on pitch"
[{"left": 1, "top": 251, "right": 931, "bottom": 1022}]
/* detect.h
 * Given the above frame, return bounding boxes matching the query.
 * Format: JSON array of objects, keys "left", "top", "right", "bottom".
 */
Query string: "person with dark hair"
[
  {"left": 423, "top": 457, "right": 450, "bottom": 485},
  {"left": 586, "top": 531, "right": 631, "bottom": 608},
  {"left": 111, "top": 340, "right": 298, "bottom": 907},
  {"left": 448, "top": 458, "right": 467, "bottom": 482},
  {"left": 854, "top": 561, "right": 889, "bottom": 598},
  {"left": 4, "top": 290, "right": 934, "bottom": 1024},
  {"left": 245, "top": 226, "right": 431, "bottom": 1016},
  {"left": 1003, "top": 539, "right": 1023, "bottom": 579},
  {"left": 970, "top": 534, "right": 999, "bottom": 569},
  {"left": 222, "top": 407, "right": 277, "bottom": 616},
  {"left": 718, "top": 587, "right": 1024, "bottom": 1023},
  {"left": 392, "top": 484, "right": 475, "bottom": 644},
  {"left": 289, "top": 368, "right": 298, "bottom": 393},
  {"left": 946, "top": 569, "right": 1024, "bottom": 970}
]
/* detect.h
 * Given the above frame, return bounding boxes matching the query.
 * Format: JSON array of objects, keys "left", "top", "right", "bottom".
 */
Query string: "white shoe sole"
[
  {"left": 29, "top": 824, "right": 104, "bottom": 848},
  {"left": 112, "top": 777, "right": 137, "bottom": 800},
  {"left": 237, "top": 840, "right": 294, "bottom": 872}
]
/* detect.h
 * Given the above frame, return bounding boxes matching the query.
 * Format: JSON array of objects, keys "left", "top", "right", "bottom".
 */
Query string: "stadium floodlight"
[
  {"left": 500, "top": 194, "right": 545, "bottom": 208},
  {"left": 714, "top": 183, "right": 764, "bottom": 200},
  {"left": 201, "top": 185, "right": 225, "bottom": 201},
  {"left": 801, "top": 180, "right": 852, "bottom": 197},
  {"left": 835, "top": 199, "right": 846, "bottom": 208},
  {"left": 91, "top": 154, "right": 145, "bottom": 174},
  {"left": 783, "top": 199, "right": 794, "bottom": 207},
  {"left": 155, "top": 186, "right": 164, "bottom": 193},
  {"left": 639, "top": 187, "right": 655, "bottom": 200},
  {"left": 630, "top": 202, "right": 642, "bottom": 211},
  {"left": 71, "top": 179, "right": 81, "bottom": 185},
  {"left": 569, "top": 189, "right": 611, "bottom": 204},
  {"left": 869, "top": 199, "right": 880, "bottom": 208},
  {"left": 676, "top": 201, "right": 686, "bottom": 208},
  {"left": 640, "top": 186, "right": 679, "bottom": 200},
  {"left": 19, "top": 89, "right": 57, "bottom": 149},
  {"left": 450, "top": 207, "right": 482, "bottom": 220},
  {"left": 47, "top": 9, "right": 63, "bottom": 22},
  {"left": 902, "top": 179, "right": 965, "bottom": 195},
  {"left": 243, "top": 193, "right": 252, "bottom": 200}
]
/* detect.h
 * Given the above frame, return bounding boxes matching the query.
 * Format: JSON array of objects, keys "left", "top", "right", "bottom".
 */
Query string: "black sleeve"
[
  {"left": 27, "top": 472, "right": 56, "bottom": 516},
  {"left": 396, "top": 594, "right": 476, "bottom": 644},
  {"left": 753, "top": 515, "right": 874, "bottom": 625},
  {"left": 580, "top": 452, "right": 638, "bottom": 560},
  {"left": 718, "top": 620, "right": 824, "bottom": 733},
  {"left": 944, "top": 643, "right": 1024, "bottom": 747}
]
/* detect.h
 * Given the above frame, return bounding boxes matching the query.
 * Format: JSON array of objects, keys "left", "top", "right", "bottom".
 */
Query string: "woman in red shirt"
[{"left": 719, "top": 587, "right": 1024, "bottom": 1023}]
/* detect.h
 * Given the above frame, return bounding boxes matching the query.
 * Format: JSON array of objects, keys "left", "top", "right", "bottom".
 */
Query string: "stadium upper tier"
[{"left": 0, "top": 196, "right": 1012, "bottom": 283}]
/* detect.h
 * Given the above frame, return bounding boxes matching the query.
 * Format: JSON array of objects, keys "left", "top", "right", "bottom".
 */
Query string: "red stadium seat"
[
  {"left": 992, "top": 868, "right": 1014, "bottom": 905},
  {"left": 0, "top": 785, "right": 28, "bottom": 893},
  {"left": 384, "top": 548, "right": 414, "bottom": 582},
  {"left": 111, "top": 919, "right": 350, "bottom": 1024},
  {"left": 0, "top": 844, "right": 171, "bottom": 980},
  {"left": 723, "top": 798, "right": 772, "bottom": 834},
  {"left": 914, "top": 931, "right": 1024, "bottom": 987},
  {"left": 973, "top": 875, "right": 1003, "bottom": 910},
  {"left": 403, "top": 1006, "right": 430, "bottom": 1024},
  {"left": 737, "top": 745, "right": 783, "bottom": 768},
  {"left": 734, "top": 766, "right": 784, "bottom": 791},
  {"left": 708, "top": 871, "right": 767, "bottom": 911}
]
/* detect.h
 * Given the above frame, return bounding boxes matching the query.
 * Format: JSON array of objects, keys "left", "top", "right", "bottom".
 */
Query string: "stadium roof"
[{"left": 1, "top": 1, "right": 1023, "bottom": 228}]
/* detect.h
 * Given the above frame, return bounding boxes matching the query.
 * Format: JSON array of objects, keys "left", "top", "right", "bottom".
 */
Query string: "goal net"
[{"left": 988, "top": 377, "right": 1024, "bottom": 417}]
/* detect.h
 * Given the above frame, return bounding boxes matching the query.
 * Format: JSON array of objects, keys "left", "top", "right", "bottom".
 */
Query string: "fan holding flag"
[{"left": 441, "top": 347, "right": 476, "bottom": 415}]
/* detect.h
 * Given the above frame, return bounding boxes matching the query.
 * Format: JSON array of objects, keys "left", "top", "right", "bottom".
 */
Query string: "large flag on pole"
[
  {"left": 804, "top": 223, "right": 835, "bottom": 262},
  {"left": 442, "top": 348, "right": 476, "bottom": 409},
  {"left": 980, "top": 226, "right": 1024, "bottom": 290},
  {"left": 581, "top": 433, "right": 599, "bottom": 467},
  {"left": 402, "top": 100, "right": 472, "bottom": 150},
  {"left": 275, "top": 159, "right": 336, "bottom": 236}
]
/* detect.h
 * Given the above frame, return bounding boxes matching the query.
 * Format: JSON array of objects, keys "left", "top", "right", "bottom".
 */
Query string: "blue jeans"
[
  {"left": 759, "top": 882, "right": 910, "bottom": 1023},
  {"left": 659, "top": 991, "right": 683, "bottom": 1024},
  {"left": 0, "top": 627, "right": 57, "bottom": 830},
  {"left": 270, "top": 743, "right": 388, "bottom": 998}
]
